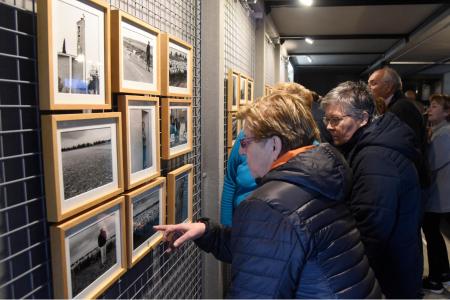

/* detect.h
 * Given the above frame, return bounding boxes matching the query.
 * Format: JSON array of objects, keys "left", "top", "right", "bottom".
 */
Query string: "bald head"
[{"left": 368, "top": 67, "right": 403, "bottom": 100}]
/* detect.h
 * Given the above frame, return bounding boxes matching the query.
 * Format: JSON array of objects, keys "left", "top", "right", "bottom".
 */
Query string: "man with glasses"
[{"left": 321, "top": 81, "right": 423, "bottom": 298}]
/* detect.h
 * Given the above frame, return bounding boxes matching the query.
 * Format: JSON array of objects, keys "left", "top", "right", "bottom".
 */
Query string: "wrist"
[{"left": 197, "top": 217, "right": 210, "bottom": 234}]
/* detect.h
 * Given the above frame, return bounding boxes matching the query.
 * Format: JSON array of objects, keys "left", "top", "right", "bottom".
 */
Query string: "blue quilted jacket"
[{"left": 195, "top": 144, "right": 381, "bottom": 298}]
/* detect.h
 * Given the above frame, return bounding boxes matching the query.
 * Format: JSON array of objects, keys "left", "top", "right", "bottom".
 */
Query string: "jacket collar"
[{"left": 270, "top": 145, "right": 317, "bottom": 170}]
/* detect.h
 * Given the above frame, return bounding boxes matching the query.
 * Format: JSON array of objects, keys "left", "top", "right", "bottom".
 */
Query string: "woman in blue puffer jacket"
[{"left": 156, "top": 92, "right": 380, "bottom": 299}]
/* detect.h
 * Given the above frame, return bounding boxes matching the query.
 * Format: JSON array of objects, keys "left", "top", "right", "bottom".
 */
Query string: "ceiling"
[{"left": 264, "top": 0, "right": 450, "bottom": 79}]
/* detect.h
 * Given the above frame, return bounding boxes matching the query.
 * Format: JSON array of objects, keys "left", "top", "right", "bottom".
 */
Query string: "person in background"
[
  {"left": 272, "top": 82, "right": 331, "bottom": 142},
  {"left": 405, "top": 89, "right": 425, "bottom": 114},
  {"left": 155, "top": 92, "right": 380, "bottom": 299},
  {"left": 422, "top": 94, "right": 450, "bottom": 294},
  {"left": 220, "top": 130, "right": 256, "bottom": 226},
  {"left": 368, "top": 66, "right": 429, "bottom": 188},
  {"left": 321, "top": 81, "right": 423, "bottom": 298}
]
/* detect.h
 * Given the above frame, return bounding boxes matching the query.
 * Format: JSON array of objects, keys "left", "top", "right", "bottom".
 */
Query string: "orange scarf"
[{"left": 270, "top": 145, "right": 317, "bottom": 170}]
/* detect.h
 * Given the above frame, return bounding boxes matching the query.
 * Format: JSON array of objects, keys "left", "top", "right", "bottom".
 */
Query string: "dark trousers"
[{"left": 422, "top": 212, "right": 450, "bottom": 281}]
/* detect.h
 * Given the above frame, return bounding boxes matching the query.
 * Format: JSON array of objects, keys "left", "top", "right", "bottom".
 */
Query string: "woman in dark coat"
[
  {"left": 156, "top": 92, "right": 380, "bottom": 298},
  {"left": 321, "top": 81, "right": 423, "bottom": 298}
]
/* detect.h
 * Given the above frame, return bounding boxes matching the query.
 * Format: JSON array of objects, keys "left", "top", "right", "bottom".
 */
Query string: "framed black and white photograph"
[
  {"left": 227, "top": 112, "right": 240, "bottom": 149},
  {"left": 160, "top": 33, "right": 193, "bottom": 97},
  {"left": 37, "top": 0, "right": 111, "bottom": 110},
  {"left": 111, "top": 10, "right": 160, "bottom": 95},
  {"left": 118, "top": 95, "right": 160, "bottom": 189},
  {"left": 240, "top": 75, "right": 247, "bottom": 106},
  {"left": 227, "top": 69, "right": 239, "bottom": 111},
  {"left": 41, "top": 113, "right": 123, "bottom": 222},
  {"left": 50, "top": 196, "right": 126, "bottom": 299},
  {"left": 167, "top": 165, "right": 193, "bottom": 224},
  {"left": 124, "top": 177, "right": 166, "bottom": 267},
  {"left": 161, "top": 99, "right": 193, "bottom": 159},
  {"left": 247, "top": 78, "right": 254, "bottom": 104}
]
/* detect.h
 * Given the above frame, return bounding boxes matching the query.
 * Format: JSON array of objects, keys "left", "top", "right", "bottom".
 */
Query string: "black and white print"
[
  {"left": 54, "top": 0, "right": 104, "bottom": 100},
  {"left": 169, "top": 107, "right": 189, "bottom": 150},
  {"left": 132, "top": 186, "right": 161, "bottom": 253},
  {"left": 67, "top": 209, "right": 120, "bottom": 298},
  {"left": 121, "top": 20, "right": 157, "bottom": 90},
  {"left": 174, "top": 173, "right": 189, "bottom": 224}
]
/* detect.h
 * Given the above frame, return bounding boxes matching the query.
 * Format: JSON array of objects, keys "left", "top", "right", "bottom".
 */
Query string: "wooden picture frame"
[
  {"left": 227, "top": 112, "right": 240, "bottom": 149},
  {"left": 50, "top": 196, "right": 127, "bottom": 299},
  {"left": 37, "top": 0, "right": 111, "bottom": 110},
  {"left": 124, "top": 177, "right": 166, "bottom": 268},
  {"left": 167, "top": 164, "right": 193, "bottom": 224},
  {"left": 111, "top": 10, "right": 161, "bottom": 95},
  {"left": 41, "top": 112, "right": 124, "bottom": 222},
  {"left": 264, "top": 84, "right": 272, "bottom": 96},
  {"left": 227, "top": 69, "right": 239, "bottom": 111},
  {"left": 239, "top": 74, "right": 247, "bottom": 106},
  {"left": 118, "top": 95, "right": 160, "bottom": 190},
  {"left": 247, "top": 78, "right": 254, "bottom": 104},
  {"left": 160, "top": 33, "right": 193, "bottom": 97},
  {"left": 161, "top": 98, "right": 193, "bottom": 159}
]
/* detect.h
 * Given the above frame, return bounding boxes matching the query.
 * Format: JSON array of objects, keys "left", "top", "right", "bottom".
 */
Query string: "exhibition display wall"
[
  {"left": 0, "top": 0, "right": 201, "bottom": 298},
  {"left": 223, "top": 0, "right": 256, "bottom": 161}
]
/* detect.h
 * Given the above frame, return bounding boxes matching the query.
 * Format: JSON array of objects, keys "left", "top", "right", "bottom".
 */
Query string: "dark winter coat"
[
  {"left": 387, "top": 90, "right": 430, "bottom": 187},
  {"left": 343, "top": 112, "right": 423, "bottom": 298},
  {"left": 195, "top": 144, "right": 381, "bottom": 298}
]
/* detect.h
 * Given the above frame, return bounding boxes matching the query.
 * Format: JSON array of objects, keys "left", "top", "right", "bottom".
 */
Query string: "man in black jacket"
[
  {"left": 368, "top": 66, "right": 429, "bottom": 187},
  {"left": 322, "top": 81, "right": 423, "bottom": 298}
]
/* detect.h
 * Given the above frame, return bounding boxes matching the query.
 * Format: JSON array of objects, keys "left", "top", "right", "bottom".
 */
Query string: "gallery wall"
[{"left": 0, "top": 0, "right": 202, "bottom": 298}]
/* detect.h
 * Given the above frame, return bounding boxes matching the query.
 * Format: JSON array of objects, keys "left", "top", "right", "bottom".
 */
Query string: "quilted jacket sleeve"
[
  {"left": 227, "top": 198, "right": 306, "bottom": 299},
  {"left": 194, "top": 220, "right": 233, "bottom": 263},
  {"left": 349, "top": 148, "right": 400, "bottom": 264}
]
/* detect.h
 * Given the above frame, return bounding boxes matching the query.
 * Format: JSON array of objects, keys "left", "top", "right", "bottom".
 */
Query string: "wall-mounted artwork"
[
  {"left": 118, "top": 95, "right": 160, "bottom": 189},
  {"left": 160, "top": 33, "right": 193, "bottom": 97},
  {"left": 227, "top": 69, "right": 239, "bottom": 111},
  {"left": 167, "top": 164, "right": 193, "bottom": 224},
  {"left": 111, "top": 10, "right": 160, "bottom": 95},
  {"left": 247, "top": 78, "right": 254, "bottom": 104},
  {"left": 264, "top": 84, "right": 272, "bottom": 96},
  {"left": 37, "top": 0, "right": 111, "bottom": 110},
  {"left": 227, "top": 112, "right": 240, "bottom": 149},
  {"left": 161, "top": 99, "right": 193, "bottom": 159},
  {"left": 50, "top": 196, "right": 126, "bottom": 299},
  {"left": 240, "top": 75, "right": 247, "bottom": 106},
  {"left": 124, "top": 177, "right": 165, "bottom": 267},
  {"left": 41, "top": 113, "right": 123, "bottom": 222}
]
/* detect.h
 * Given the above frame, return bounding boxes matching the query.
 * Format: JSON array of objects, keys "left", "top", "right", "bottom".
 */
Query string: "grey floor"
[{"left": 422, "top": 220, "right": 450, "bottom": 299}]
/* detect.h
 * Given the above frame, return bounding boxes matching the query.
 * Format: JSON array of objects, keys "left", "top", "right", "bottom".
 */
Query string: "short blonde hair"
[
  {"left": 272, "top": 82, "right": 313, "bottom": 108},
  {"left": 237, "top": 93, "right": 320, "bottom": 154}
]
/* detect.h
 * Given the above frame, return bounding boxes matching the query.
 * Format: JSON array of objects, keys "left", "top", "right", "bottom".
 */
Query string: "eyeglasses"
[
  {"left": 322, "top": 115, "right": 351, "bottom": 127},
  {"left": 239, "top": 136, "right": 257, "bottom": 149}
]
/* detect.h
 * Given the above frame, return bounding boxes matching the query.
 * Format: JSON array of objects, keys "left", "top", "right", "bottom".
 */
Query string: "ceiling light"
[
  {"left": 299, "top": 0, "right": 313, "bottom": 6},
  {"left": 305, "top": 37, "right": 314, "bottom": 44}
]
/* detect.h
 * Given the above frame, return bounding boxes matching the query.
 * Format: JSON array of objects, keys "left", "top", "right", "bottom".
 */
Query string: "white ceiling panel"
[
  {"left": 284, "top": 39, "right": 397, "bottom": 54},
  {"left": 270, "top": 5, "right": 440, "bottom": 36}
]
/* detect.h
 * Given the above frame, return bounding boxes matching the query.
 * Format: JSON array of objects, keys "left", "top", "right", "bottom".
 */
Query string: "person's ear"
[
  {"left": 271, "top": 136, "right": 282, "bottom": 160},
  {"left": 359, "top": 111, "right": 369, "bottom": 127}
]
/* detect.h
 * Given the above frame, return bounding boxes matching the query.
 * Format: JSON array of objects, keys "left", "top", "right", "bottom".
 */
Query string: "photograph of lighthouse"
[{"left": 54, "top": 0, "right": 104, "bottom": 96}]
